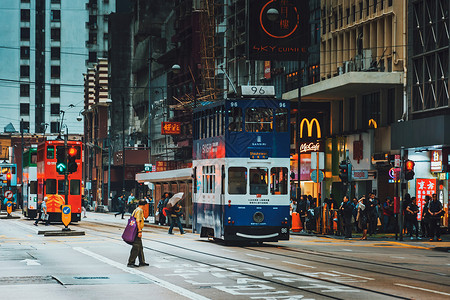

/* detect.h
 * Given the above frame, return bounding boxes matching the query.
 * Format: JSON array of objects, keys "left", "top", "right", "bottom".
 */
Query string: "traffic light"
[
  {"left": 404, "top": 160, "right": 415, "bottom": 181},
  {"left": 6, "top": 173, "right": 11, "bottom": 186},
  {"left": 339, "top": 161, "right": 349, "bottom": 182},
  {"left": 56, "top": 146, "right": 67, "bottom": 175},
  {"left": 67, "top": 147, "right": 78, "bottom": 173}
]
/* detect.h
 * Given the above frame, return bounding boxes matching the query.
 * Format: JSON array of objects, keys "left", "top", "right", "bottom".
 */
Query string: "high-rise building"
[{"left": 0, "top": 0, "right": 114, "bottom": 135}]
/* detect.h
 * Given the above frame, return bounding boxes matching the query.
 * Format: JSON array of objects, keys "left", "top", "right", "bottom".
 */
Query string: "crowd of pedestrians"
[{"left": 290, "top": 191, "right": 445, "bottom": 241}]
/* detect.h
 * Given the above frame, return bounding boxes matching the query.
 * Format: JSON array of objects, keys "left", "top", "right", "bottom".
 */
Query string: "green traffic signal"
[{"left": 56, "top": 162, "right": 67, "bottom": 174}]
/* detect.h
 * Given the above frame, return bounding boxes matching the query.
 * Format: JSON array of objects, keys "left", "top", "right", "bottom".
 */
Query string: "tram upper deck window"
[
  {"left": 270, "top": 167, "right": 288, "bottom": 195},
  {"left": 46, "top": 179, "right": 57, "bottom": 194},
  {"left": 228, "top": 107, "right": 242, "bottom": 132},
  {"left": 245, "top": 108, "right": 273, "bottom": 132},
  {"left": 228, "top": 167, "right": 247, "bottom": 194},
  {"left": 250, "top": 168, "right": 268, "bottom": 195},
  {"left": 47, "top": 146, "right": 55, "bottom": 159},
  {"left": 275, "top": 108, "right": 288, "bottom": 132}
]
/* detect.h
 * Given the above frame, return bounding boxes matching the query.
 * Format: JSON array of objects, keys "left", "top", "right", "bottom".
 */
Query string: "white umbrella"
[{"left": 167, "top": 192, "right": 184, "bottom": 207}]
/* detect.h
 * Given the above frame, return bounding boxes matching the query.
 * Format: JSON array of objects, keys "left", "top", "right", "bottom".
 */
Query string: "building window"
[
  {"left": 359, "top": 2, "right": 363, "bottom": 19},
  {"left": 51, "top": 28, "right": 60, "bottom": 41},
  {"left": 88, "top": 51, "right": 97, "bottom": 62},
  {"left": 51, "top": 103, "right": 60, "bottom": 115},
  {"left": 51, "top": 10, "right": 61, "bottom": 22},
  {"left": 51, "top": 47, "right": 60, "bottom": 60},
  {"left": 50, "top": 122, "right": 60, "bottom": 133},
  {"left": 20, "top": 65, "right": 30, "bottom": 78},
  {"left": 51, "top": 0, "right": 61, "bottom": 3},
  {"left": 366, "top": 0, "right": 370, "bottom": 16},
  {"left": 20, "top": 84, "right": 30, "bottom": 97},
  {"left": 388, "top": 0, "right": 392, "bottom": 6},
  {"left": 362, "top": 92, "right": 380, "bottom": 129},
  {"left": 20, "top": 46, "right": 30, "bottom": 59},
  {"left": 21, "top": 28, "right": 30, "bottom": 41},
  {"left": 20, "top": 103, "right": 30, "bottom": 116},
  {"left": 387, "top": 88, "right": 395, "bottom": 124},
  {"left": 51, "top": 66, "right": 60, "bottom": 78},
  {"left": 352, "top": 5, "right": 356, "bottom": 22},
  {"left": 50, "top": 84, "right": 60, "bottom": 97},
  {"left": 374, "top": 0, "right": 377, "bottom": 13},
  {"left": 21, "top": 121, "right": 30, "bottom": 133},
  {"left": 21, "top": 0, "right": 30, "bottom": 3},
  {"left": 89, "top": 32, "right": 97, "bottom": 45},
  {"left": 21, "top": 9, "right": 30, "bottom": 22}
]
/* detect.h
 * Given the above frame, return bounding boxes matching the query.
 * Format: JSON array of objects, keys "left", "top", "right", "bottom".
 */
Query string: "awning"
[
  {"left": 135, "top": 168, "right": 192, "bottom": 183},
  {"left": 283, "top": 71, "right": 403, "bottom": 101},
  {"left": 391, "top": 115, "right": 450, "bottom": 150}
]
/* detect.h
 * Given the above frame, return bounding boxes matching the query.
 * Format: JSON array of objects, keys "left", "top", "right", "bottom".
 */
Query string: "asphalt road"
[{"left": 0, "top": 211, "right": 449, "bottom": 300}]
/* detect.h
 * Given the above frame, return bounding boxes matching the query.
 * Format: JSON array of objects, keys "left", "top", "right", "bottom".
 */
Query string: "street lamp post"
[{"left": 105, "top": 99, "right": 112, "bottom": 210}]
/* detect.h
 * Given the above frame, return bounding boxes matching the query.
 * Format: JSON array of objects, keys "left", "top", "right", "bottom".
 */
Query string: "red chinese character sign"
[
  {"left": 416, "top": 178, "right": 436, "bottom": 221},
  {"left": 248, "top": 0, "right": 310, "bottom": 61},
  {"left": 161, "top": 122, "right": 181, "bottom": 135}
]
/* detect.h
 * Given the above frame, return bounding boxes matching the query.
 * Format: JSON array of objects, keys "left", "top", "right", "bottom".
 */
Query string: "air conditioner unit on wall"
[{"left": 344, "top": 61, "right": 354, "bottom": 72}]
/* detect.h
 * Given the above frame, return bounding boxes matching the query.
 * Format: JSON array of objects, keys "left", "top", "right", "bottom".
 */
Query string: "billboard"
[{"left": 247, "top": 0, "right": 310, "bottom": 61}]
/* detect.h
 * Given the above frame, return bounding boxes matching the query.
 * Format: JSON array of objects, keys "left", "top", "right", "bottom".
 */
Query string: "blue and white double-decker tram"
[{"left": 192, "top": 86, "right": 291, "bottom": 242}]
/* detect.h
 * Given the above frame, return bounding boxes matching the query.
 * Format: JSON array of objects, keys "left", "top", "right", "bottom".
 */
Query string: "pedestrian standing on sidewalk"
[
  {"left": 157, "top": 192, "right": 169, "bottom": 225},
  {"left": 428, "top": 194, "right": 443, "bottom": 242},
  {"left": 340, "top": 195, "right": 354, "bottom": 238},
  {"left": 406, "top": 197, "right": 420, "bottom": 239},
  {"left": 127, "top": 200, "right": 149, "bottom": 268},
  {"left": 357, "top": 196, "right": 368, "bottom": 240},
  {"left": 367, "top": 193, "right": 378, "bottom": 235},
  {"left": 421, "top": 195, "right": 431, "bottom": 238},
  {"left": 382, "top": 197, "right": 394, "bottom": 233}
]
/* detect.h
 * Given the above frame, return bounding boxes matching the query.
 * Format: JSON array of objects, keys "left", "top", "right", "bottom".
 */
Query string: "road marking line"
[
  {"left": 391, "top": 256, "right": 405, "bottom": 259},
  {"left": 74, "top": 247, "right": 210, "bottom": 300},
  {"left": 282, "top": 261, "right": 316, "bottom": 269},
  {"left": 394, "top": 283, "right": 450, "bottom": 296},
  {"left": 330, "top": 270, "right": 374, "bottom": 280},
  {"left": 246, "top": 253, "right": 270, "bottom": 259},
  {"left": 341, "top": 249, "right": 353, "bottom": 251}
]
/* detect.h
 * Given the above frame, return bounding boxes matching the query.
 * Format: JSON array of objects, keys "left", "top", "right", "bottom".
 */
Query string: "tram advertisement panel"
[{"left": 193, "top": 136, "right": 225, "bottom": 160}]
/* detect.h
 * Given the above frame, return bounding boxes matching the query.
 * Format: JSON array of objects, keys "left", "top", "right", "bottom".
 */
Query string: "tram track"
[
  {"left": 242, "top": 245, "right": 450, "bottom": 286},
  {"left": 73, "top": 221, "right": 413, "bottom": 299}
]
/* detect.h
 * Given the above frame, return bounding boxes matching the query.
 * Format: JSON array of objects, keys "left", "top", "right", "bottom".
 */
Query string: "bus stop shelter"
[{"left": 135, "top": 168, "right": 193, "bottom": 227}]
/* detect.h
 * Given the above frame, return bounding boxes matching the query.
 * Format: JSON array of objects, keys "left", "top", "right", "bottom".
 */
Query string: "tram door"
[{"left": 220, "top": 165, "right": 225, "bottom": 237}]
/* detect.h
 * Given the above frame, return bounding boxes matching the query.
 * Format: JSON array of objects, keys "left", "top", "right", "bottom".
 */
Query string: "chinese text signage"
[
  {"left": 430, "top": 150, "right": 442, "bottom": 172},
  {"left": 416, "top": 178, "right": 436, "bottom": 220},
  {"left": 161, "top": 122, "right": 181, "bottom": 135}
]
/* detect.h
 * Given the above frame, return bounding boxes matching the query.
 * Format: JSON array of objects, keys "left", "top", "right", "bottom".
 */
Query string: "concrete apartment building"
[{"left": 0, "top": 0, "right": 114, "bottom": 135}]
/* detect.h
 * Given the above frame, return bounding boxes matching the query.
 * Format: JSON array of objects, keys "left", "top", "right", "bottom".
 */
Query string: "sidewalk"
[{"left": 290, "top": 229, "right": 450, "bottom": 252}]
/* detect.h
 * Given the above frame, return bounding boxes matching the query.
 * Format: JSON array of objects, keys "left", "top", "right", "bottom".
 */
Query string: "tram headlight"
[{"left": 253, "top": 211, "right": 264, "bottom": 223}]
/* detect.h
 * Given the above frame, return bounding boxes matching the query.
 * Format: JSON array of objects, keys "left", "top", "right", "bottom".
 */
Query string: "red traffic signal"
[
  {"left": 6, "top": 173, "right": 11, "bottom": 180},
  {"left": 404, "top": 160, "right": 415, "bottom": 181},
  {"left": 405, "top": 160, "right": 415, "bottom": 171},
  {"left": 68, "top": 147, "right": 77, "bottom": 157}
]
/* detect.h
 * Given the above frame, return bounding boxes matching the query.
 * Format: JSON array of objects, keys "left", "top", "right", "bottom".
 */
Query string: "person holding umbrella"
[{"left": 167, "top": 193, "right": 185, "bottom": 235}]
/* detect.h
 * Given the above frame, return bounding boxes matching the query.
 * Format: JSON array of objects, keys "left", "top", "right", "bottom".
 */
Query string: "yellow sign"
[
  {"left": 300, "top": 118, "right": 321, "bottom": 138},
  {"left": 61, "top": 205, "right": 72, "bottom": 227},
  {"left": 368, "top": 119, "right": 378, "bottom": 128},
  {"left": 6, "top": 201, "right": 12, "bottom": 215}
]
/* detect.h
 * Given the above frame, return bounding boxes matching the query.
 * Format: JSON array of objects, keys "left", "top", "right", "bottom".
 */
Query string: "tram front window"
[
  {"left": 250, "top": 168, "right": 268, "bottom": 195},
  {"left": 228, "top": 107, "right": 242, "bottom": 132},
  {"left": 246, "top": 108, "right": 273, "bottom": 132},
  {"left": 228, "top": 167, "right": 247, "bottom": 194},
  {"left": 270, "top": 167, "right": 288, "bottom": 195}
]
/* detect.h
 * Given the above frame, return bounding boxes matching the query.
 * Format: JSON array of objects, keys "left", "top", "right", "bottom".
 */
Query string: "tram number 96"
[{"left": 251, "top": 86, "right": 265, "bottom": 95}]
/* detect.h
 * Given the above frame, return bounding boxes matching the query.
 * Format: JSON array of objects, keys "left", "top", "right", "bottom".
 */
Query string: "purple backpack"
[{"left": 122, "top": 213, "right": 138, "bottom": 245}]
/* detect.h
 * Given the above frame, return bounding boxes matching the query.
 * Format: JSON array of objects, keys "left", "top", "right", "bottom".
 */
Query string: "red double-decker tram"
[{"left": 37, "top": 140, "right": 83, "bottom": 222}]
